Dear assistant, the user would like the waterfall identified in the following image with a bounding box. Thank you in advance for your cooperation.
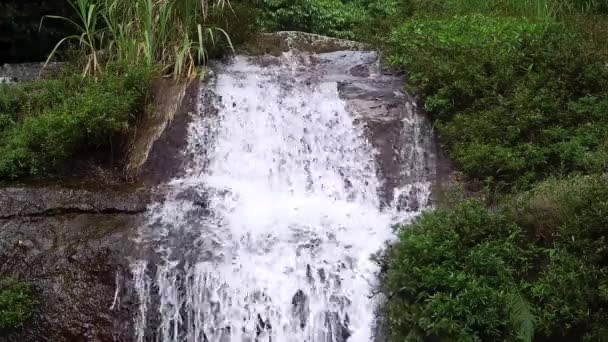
[129,51,434,342]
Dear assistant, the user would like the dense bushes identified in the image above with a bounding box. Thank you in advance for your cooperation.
[252,0,365,39]
[374,1,608,341]
[387,15,608,190]
[0,279,34,331]
[385,200,531,341]
[0,63,154,179]
[385,176,608,341]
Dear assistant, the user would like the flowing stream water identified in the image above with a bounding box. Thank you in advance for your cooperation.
[128,51,435,342]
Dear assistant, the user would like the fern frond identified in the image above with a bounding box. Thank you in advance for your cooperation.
[506,291,537,342]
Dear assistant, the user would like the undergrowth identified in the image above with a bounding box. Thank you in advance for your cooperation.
[385,175,608,341]
[0,62,154,179]
[0,278,34,332]
[42,0,236,78]
[387,15,608,191]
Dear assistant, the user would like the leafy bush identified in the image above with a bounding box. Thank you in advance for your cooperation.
[0,279,34,331]
[385,200,533,341]
[385,175,608,341]
[252,0,365,39]
[387,15,608,190]
[0,63,154,179]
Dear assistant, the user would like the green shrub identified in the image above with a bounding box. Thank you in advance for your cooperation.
[385,176,608,341]
[0,63,154,179]
[0,279,34,331]
[387,15,608,190]
[252,0,366,39]
[385,200,533,341]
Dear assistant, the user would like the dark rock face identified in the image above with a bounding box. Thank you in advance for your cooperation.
[0,187,149,219]
[0,187,148,341]
[0,62,63,83]
[0,0,74,63]
[0,78,197,341]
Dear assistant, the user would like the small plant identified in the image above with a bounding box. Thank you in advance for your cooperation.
[0,278,35,331]
[41,0,234,79]
[506,292,537,342]
[41,0,105,76]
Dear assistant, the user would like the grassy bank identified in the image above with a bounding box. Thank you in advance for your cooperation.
[0,63,154,179]
[256,0,608,340]
[0,0,248,181]
[386,175,608,340]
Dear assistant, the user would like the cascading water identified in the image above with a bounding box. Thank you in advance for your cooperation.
[129,50,435,342]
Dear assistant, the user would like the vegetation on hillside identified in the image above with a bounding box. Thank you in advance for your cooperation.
[255,0,608,340]
[387,15,608,191]
[0,63,153,179]
[386,175,608,340]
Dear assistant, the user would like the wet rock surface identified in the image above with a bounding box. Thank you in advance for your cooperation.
[125,78,198,184]
[0,187,147,341]
[244,31,369,56]
[0,187,150,219]
[0,62,63,83]
[247,48,441,208]
[0,74,197,341]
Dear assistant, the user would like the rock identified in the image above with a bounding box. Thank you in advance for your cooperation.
[0,31,448,341]
[0,62,63,83]
[125,77,200,185]
[243,31,369,56]
[0,187,147,341]
[0,187,150,219]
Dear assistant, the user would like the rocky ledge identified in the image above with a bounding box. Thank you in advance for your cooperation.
[0,187,149,341]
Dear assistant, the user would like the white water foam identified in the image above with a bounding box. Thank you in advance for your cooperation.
[131,53,431,342]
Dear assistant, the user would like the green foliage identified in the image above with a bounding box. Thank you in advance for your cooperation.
[398,0,608,18]
[42,0,105,76]
[385,175,608,341]
[375,1,608,341]
[0,278,34,331]
[41,0,235,78]
[506,292,537,342]
[0,63,154,179]
[385,200,532,341]
[252,0,366,39]
[387,15,608,190]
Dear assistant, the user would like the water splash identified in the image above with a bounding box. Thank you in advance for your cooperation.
[130,52,434,341]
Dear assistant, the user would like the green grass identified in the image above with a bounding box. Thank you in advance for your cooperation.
[0,278,34,331]
[0,63,154,179]
[42,0,235,78]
